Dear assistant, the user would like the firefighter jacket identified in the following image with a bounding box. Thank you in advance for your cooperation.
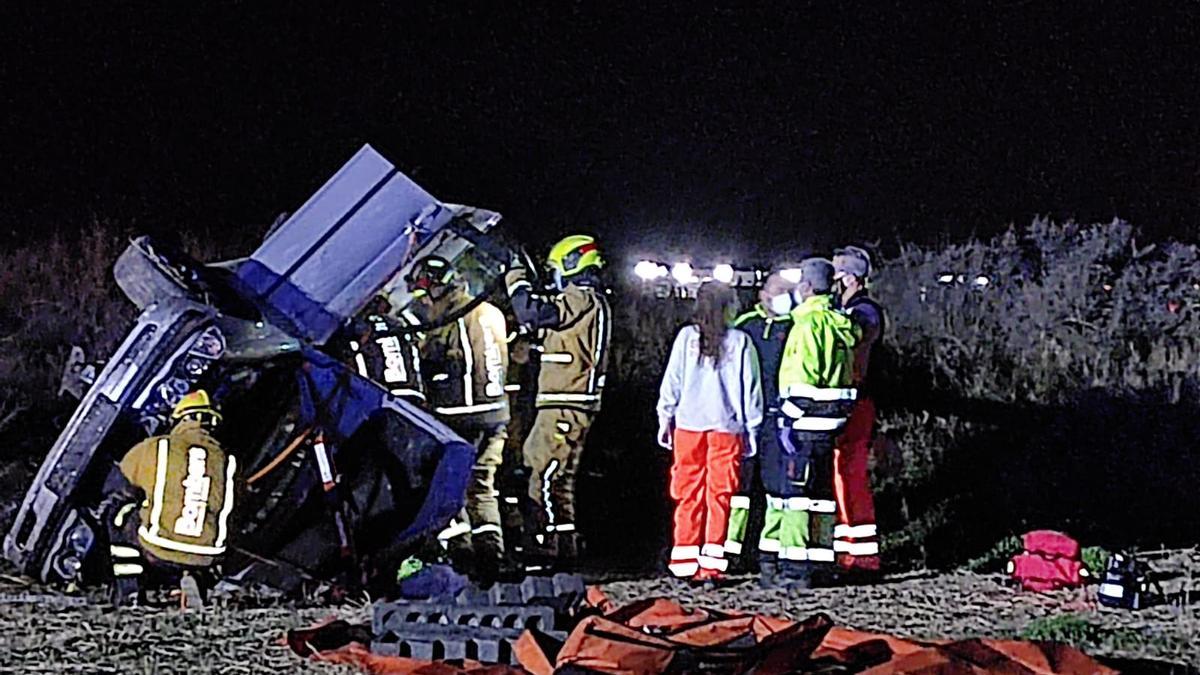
[118,420,237,567]
[350,311,425,402]
[510,278,611,413]
[734,305,793,412]
[420,291,511,427]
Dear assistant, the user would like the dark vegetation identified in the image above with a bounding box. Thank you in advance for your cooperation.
[2,218,1198,573]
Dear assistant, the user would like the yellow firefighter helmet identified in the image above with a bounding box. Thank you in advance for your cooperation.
[171,389,222,424]
[546,235,603,277]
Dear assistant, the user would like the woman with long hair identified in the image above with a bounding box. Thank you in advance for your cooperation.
[656,281,763,584]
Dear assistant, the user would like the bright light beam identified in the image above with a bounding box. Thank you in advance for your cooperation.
[779,268,803,284]
[634,260,667,281]
[671,262,696,284]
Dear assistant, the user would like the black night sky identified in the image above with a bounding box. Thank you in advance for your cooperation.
[1,3,1197,259]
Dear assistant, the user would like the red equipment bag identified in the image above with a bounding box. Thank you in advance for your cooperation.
[1009,530,1087,592]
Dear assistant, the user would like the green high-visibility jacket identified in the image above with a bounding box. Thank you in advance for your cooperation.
[778,295,860,395]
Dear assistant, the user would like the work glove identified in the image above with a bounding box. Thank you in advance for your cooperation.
[778,427,798,456]
[657,418,674,451]
[504,268,529,296]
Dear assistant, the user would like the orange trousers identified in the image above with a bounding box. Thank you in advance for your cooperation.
[833,397,881,571]
[668,429,742,579]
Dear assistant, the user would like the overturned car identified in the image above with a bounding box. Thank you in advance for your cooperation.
[4,145,517,593]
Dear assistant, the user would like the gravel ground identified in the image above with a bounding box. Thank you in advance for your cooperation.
[0,551,1197,672]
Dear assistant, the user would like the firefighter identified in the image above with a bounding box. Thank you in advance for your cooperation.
[102,390,237,607]
[725,272,797,582]
[343,294,426,404]
[762,258,860,590]
[407,255,510,579]
[832,246,885,574]
[504,234,611,571]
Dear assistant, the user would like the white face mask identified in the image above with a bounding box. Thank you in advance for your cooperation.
[768,293,794,316]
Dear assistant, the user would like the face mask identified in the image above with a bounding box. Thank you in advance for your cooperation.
[768,293,794,316]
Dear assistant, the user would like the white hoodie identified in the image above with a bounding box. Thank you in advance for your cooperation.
[656,325,763,438]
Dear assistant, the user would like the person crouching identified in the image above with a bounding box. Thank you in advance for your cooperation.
[102,390,237,607]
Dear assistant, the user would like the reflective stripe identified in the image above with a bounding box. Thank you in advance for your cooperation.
[435,402,507,415]
[808,548,836,562]
[782,383,857,401]
[834,541,880,556]
[503,496,520,505]
[767,496,835,512]
[1098,583,1125,599]
[758,538,781,553]
[536,393,602,404]
[669,562,699,577]
[110,545,141,559]
[791,417,846,431]
[701,543,725,558]
[588,295,609,394]
[113,503,138,527]
[730,495,751,510]
[437,520,471,541]
[549,523,576,533]
[724,540,743,555]
[834,524,878,539]
[809,500,837,513]
[781,546,809,561]
[670,545,699,560]
[138,528,227,556]
[542,459,560,526]
[113,563,144,577]
[390,388,426,399]
[472,524,503,536]
[458,318,473,407]
[698,555,729,571]
[507,280,532,296]
[213,455,237,549]
[354,353,369,378]
[540,353,573,364]
[781,547,836,562]
[432,373,450,382]
[145,439,171,541]
[504,384,521,392]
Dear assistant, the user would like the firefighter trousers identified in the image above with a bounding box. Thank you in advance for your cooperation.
[834,397,880,571]
[522,407,595,562]
[757,427,837,579]
[439,424,508,571]
[668,429,743,579]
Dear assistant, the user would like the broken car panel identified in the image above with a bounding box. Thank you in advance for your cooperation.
[4,144,505,591]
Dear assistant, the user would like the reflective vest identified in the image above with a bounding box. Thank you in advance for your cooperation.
[118,420,237,567]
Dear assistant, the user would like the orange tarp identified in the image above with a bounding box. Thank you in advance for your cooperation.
[289,588,1117,674]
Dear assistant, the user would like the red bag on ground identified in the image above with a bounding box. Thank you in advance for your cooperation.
[1009,530,1087,592]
